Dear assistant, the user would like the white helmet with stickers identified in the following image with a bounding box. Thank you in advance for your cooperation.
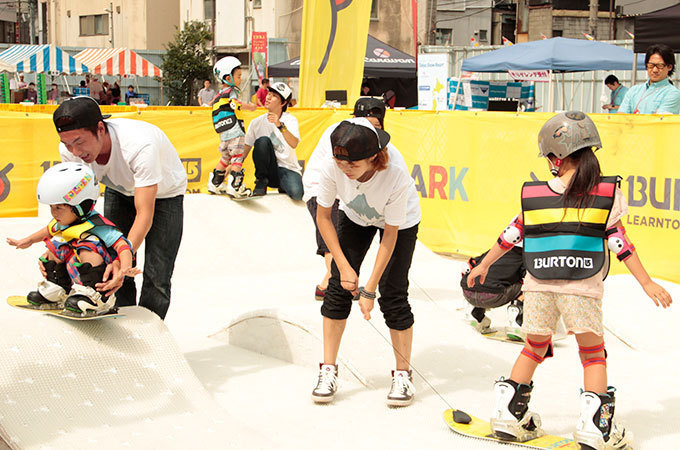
[213,56,241,84]
[37,162,99,217]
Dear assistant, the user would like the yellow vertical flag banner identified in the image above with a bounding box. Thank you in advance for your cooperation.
[298,0,371,108]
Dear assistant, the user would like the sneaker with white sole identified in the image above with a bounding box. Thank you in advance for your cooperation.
[505,300,524,341]
[387,370,415,406]
[311,364,338,403]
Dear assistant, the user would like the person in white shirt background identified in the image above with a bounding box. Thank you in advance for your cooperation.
[243,82,303,199]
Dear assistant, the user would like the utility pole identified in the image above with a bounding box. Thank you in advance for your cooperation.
[105,3,114,47]
[588,0,598,39]
[16,0,21,43]
[609,0,614,40]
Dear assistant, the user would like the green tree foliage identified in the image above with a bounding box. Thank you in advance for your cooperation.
[161,21,215,105]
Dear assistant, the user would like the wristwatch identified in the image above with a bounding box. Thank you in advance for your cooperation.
[277,122,286,131]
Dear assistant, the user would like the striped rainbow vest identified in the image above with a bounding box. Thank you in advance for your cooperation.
[521,176,618,280]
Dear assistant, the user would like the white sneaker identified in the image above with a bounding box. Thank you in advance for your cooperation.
[311,364,338,403]
[387,370,415,406]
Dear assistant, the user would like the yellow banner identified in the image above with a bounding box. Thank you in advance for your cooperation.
[298,0,371,107]
[0,106,678,284]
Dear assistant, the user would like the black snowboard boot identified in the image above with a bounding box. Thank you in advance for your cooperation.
[491,378,543,442]
[63,263,117,317]
[574,387,632,449]
[27,259,72,309]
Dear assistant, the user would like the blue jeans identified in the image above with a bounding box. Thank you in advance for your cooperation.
[104,187,184,319]
[252,136,303,200]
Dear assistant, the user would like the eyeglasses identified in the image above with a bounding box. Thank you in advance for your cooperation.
[646,63,670,70]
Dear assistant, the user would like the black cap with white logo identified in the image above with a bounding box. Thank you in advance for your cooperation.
[53,96,111,133]
[330,119,391,162]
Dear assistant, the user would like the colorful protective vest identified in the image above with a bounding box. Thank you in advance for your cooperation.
[211,87,245,134]
[521,176,618,280]
[47,212,128,261]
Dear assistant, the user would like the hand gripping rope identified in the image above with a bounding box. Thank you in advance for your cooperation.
[579,342,607,368]
[520,336,554,364]
[605,226,635,261]
[498,215,524,250]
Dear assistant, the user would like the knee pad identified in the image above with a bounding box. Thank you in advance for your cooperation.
[579,342,607,368]
[520,337,553,364]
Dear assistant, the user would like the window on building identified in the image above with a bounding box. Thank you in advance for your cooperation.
[435,28,453,45]
[0,20,16,44]
[204,0,213,20]
[479,29,488,42]
[371,0,378,20]
[552,30,563,37]
[79,14,108,36]
[253,0,262,8]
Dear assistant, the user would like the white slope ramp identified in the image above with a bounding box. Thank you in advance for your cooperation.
[0,306,264,449]
[1,194,679,449]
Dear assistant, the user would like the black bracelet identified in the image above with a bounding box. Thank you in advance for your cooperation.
[359,286,376,299]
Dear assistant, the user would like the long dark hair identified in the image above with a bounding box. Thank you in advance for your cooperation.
[561,147,601,212]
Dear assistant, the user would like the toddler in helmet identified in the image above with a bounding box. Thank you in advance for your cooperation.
[7,162,136,317]
[208,55,257,197]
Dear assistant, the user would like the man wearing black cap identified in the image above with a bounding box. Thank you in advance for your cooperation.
[302,97,413,302]
[53,96,187,319]
[243,81,303,200]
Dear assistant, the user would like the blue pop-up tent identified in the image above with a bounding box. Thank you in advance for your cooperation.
[461,37,644,73]
[459,37,645,111]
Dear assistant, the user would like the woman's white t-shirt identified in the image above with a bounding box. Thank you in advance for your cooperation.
[316,151,421,230]
[244,112,302,175]
[60,118,187,198]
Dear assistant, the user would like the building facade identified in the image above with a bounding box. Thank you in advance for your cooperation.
[42,0,179,50]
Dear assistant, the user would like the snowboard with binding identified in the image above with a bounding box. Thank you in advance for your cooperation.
[7,296,123,321]
[443,408,578,449]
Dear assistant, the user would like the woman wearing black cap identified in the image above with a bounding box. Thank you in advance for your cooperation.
[311,120,421,407]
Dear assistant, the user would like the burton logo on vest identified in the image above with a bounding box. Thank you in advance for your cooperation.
[533,256,594,270]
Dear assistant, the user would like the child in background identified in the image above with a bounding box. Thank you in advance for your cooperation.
[467,111,672,449]
[208,56,257,198]
[461,243,525,340]
[7,163,137,317]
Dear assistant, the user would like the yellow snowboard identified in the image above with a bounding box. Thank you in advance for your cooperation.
[7,296,123,321]
[443,409,579,449]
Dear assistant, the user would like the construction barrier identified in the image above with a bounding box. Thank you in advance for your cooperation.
[0,105,678,283]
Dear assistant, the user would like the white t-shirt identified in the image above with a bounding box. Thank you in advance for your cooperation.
[303,121,419,220]
[244,112,302,174]
[60,118,188,198]
[316,150,421,230]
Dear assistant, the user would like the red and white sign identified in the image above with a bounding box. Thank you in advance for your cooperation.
[251,31,268,82]
[507,70,550,82]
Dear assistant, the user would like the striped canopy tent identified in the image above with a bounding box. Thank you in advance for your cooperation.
[73,48,162,77]
[0,44,88,74]
[0,59,13,72]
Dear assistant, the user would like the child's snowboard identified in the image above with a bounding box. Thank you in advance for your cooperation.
[227,193,262,202]
[7,296,123,321]
[443,409,578,449]
[482,328,526,344]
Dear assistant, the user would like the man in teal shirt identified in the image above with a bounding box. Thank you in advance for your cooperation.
[619,44,680,114]
[602,75,628,113]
